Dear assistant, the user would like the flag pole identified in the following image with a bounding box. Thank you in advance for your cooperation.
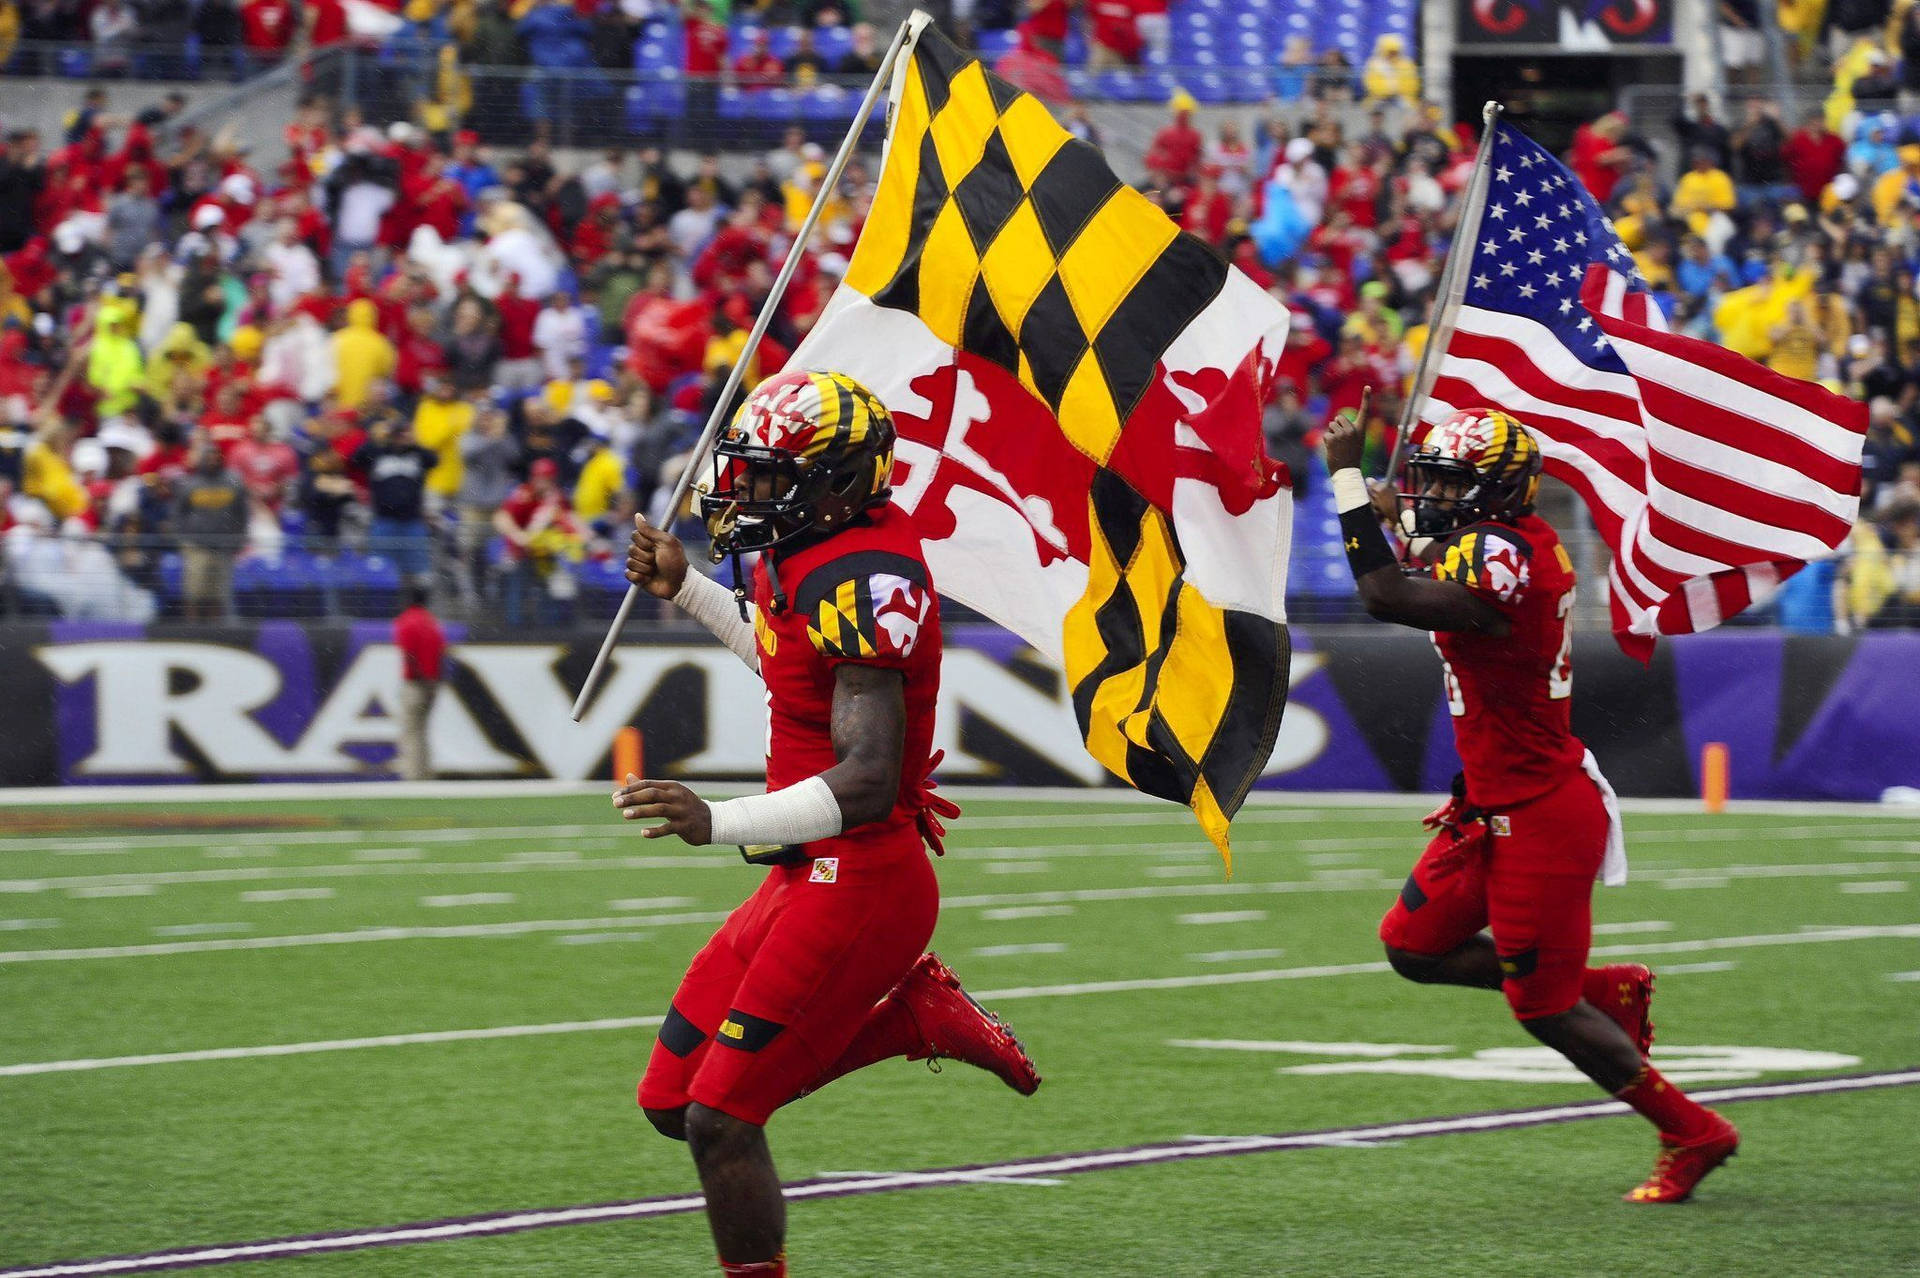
[568,14,922,723]
[1386,100,1504,487]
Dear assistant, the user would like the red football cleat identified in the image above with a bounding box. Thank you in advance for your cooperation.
[1585,963,1656,1057]
[1623,1115,1739,1204]
[895,953,1041,1096]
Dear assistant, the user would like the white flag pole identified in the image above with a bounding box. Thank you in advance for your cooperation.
[569,14,921,722]
[1385,100,1504,487]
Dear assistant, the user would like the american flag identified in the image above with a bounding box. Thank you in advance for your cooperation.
[1423,121,1867,659]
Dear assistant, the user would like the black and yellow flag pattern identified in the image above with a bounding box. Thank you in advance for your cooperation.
[844,24,1229,466]
[831,18,1291,864]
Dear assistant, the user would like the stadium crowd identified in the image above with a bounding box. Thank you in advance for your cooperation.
[0,56,1917,628]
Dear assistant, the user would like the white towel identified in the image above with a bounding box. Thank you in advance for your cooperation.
[1582,748,1628,887]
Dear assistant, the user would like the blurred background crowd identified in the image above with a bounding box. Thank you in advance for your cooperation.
[0,0,1917,630]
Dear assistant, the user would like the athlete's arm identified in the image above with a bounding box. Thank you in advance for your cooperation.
[610,666,903,844]
[822,663,907,829]
[624,514,760,671]
[1323,402,1510,636]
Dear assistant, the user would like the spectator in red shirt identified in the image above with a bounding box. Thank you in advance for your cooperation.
[1782,110,1846,203]
[571,192,622,264]
[1087,0,1143,70]
[494,275,543,388]
[1017,0,1068,59]
[395,305,450,395]
[1274,310,1331,393]
[1318,331,1379,427]
[492,457,579,625]
[1145,94,1204,188]
[734,30,785,89]
[203,383,255,459]
[228,415,300,510]
[1180,167,1233,243]
[1570,111,1631,204]
[684,0,728,75]
[391,585,446,780]
[241,0,295,60]
[304,0,349,49]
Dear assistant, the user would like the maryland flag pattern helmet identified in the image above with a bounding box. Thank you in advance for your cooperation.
[1401,408,1544,538]
[700,369,897,559]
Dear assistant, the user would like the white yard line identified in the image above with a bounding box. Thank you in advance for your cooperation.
[151,923,250,937]
[0,910,734,964]
[1657,961,1739,974]
[1146,865,1219,878]
[1176,910,1269,926]
[0,919,59,931]
[1838,881,1909,894]
[1886,971,1920,982]
[350,849,424,863]
[239,888,335,903]
[978,905,1076,921]
[1186,948,1288,963]
[1168,1040,1455,1057]
[1590,921,1673,935]
[418,894,517,908]
[606,897,699,911]
[969,943,1068,957]
[983,862,1053,875]
[0,1016,669,1077]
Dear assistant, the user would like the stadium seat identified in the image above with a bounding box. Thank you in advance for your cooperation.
[336,552,402,619]
[976,28,1018,59]
[816,26,852,62]
[802,85,856,119]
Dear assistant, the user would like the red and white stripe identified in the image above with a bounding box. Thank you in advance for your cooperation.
[1424,265,1866,659]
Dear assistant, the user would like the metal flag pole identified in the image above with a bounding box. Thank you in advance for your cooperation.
[568,14,920,723]
[1385,100,1505,488]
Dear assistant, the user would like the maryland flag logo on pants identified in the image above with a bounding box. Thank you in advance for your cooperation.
[791,16,1294,864]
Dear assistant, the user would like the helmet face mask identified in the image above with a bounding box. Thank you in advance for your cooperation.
[698,370,896,566]
[1398,409,1542,539]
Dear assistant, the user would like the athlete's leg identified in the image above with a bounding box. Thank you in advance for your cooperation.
[685,1102,786,1269]
[1379,821,1497,988]
[1490,778,1731,1179]
[802,952,1040,1097]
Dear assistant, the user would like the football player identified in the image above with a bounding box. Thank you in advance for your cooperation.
[615,370,1040,1277]
[1324,400,1739,1205]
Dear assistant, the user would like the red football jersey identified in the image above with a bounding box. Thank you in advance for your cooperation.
[1428,513,1586,810]
[752,503,941,857]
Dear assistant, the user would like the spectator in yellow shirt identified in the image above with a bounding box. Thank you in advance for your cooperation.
[573,442,628,522]
[411,374,474,501]
[331,298,397,410]
[1870,145,1920,225]
[24,422,87,522]
[1669,149,1736,236]
[1362,34,1419,106]
[1768,299,1824,383]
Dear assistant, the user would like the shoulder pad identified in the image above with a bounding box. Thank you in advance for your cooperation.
[793,550,933,661]
[1432,525,1533,605]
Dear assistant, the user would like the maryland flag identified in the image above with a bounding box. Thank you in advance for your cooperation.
[790,15,1294,863]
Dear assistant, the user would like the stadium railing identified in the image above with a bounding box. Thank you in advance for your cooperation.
[0,524,1646,630]
[3,39,292,83]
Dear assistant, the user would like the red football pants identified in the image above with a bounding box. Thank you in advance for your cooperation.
[1378,768,1610,1020]
[639,847,939,1125]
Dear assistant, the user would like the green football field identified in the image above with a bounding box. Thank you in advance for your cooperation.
[2,790,1917,1277]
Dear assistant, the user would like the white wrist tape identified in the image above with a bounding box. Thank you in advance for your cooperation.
[706,775,845,848]
[674,570,760,671]
[1330,467,1372,515]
